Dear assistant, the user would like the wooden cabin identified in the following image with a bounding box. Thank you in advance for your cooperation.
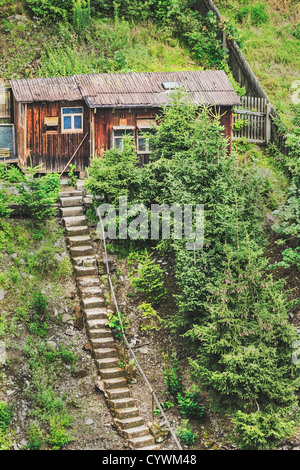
[9,71,240,173]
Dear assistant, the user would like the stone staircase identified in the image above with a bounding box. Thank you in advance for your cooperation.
[59,188,160,450]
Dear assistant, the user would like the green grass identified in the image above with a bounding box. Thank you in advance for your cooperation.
[0,214,78,449]
[0,15,198,82]
[214,0,300,125]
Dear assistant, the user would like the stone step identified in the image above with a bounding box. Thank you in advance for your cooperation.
[59,190,83,198]
[103,377,127,390]
[115,416,145,430]
[70,245,94,257]
[86,318,108,330]
[106,388,131,400]
[82,297,105,309]
[60,206,84,218]
[99,367,125,380]
[67,235,92,247]
[95,357,120,371]
[74,266,98,277]
[66,225,89,237]
[139,445,161,450]
[128,434,156,449]
[72,256,97,267]
[83,307,107,320]
[63,216,87,227]
[114,407,140,420]
[79,286,103,299]
[92,337,116,351]
[121,425,149,438]
[76,276,101,288]
[94,348,118,359]
[60,196,83,207]
[88,328,111,339]
[109,397,136,410]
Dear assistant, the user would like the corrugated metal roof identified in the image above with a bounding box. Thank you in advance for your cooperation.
[10,76,82,103]
[10,70,240,107]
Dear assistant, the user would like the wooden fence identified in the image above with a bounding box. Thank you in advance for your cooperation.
[232,96,272,144]
[0,87,11,120]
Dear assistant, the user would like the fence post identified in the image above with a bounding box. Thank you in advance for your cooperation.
[265,103,271,145]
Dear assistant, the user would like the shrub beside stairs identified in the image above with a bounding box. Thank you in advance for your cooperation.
[59,188,160,450]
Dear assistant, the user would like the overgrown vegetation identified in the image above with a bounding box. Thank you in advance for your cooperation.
[86,94,300,449]
[214,0,300,124]
[0,169,80,450]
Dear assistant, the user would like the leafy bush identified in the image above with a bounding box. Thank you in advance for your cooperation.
[0,189,11,218]
[26,0,73,22]
[271,247,300,270]
[129,251,167,305]
[73,0,91,36]
[0,402,13,432]
[236,4,269,26]
[59,346,78,365]
[162,350,183,397]
[107,310,129,339]
[233,411,295,450]
[177,387,205,421]
[86,136,141,207]
[67,163,78,188]
[138,302,161,333]
[29,291,49,337]
[176,419,197,446]
[0,164,25,183]
[47,416,73,450]
[17,171,59,226]
[26,424,44,450]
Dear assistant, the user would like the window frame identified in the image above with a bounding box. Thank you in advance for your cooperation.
[112,126,135,150]
[136,128,155,154]
[61,106,83,134]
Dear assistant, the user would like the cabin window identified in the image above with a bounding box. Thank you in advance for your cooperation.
[137,129,155,153]
[61,107,83,133]
[112,128,134,150]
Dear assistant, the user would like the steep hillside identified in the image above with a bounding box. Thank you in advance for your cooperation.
[0,2,198,83]
[214,0,300,124]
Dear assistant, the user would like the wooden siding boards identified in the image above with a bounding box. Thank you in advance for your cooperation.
[10,71,239,171]
[26,100,90,173]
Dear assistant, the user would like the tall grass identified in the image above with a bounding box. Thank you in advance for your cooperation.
[214,0,300,124]
[38,19,198,77]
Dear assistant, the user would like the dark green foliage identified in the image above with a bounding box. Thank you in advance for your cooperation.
[0,189,11,218]
[67,164,78,188]
[26,425,44,450]
[187,251,299,411]
[86,136,141,207]
[17,171,60,226]
[107,310,129,339]
[129,251,167,305]
[176,419,197,446]
[30,291,49,320]
[232,410,295,450]
[72,0,91,36]
[162,350,184,397]
[0,402,13,432]
[58,346,78,365]
[86,97,299,448]
[177,387,206,420]
[26,0,73,22]
[29,291,49,337]
[0,164,25,183]
[236,4,269,26]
